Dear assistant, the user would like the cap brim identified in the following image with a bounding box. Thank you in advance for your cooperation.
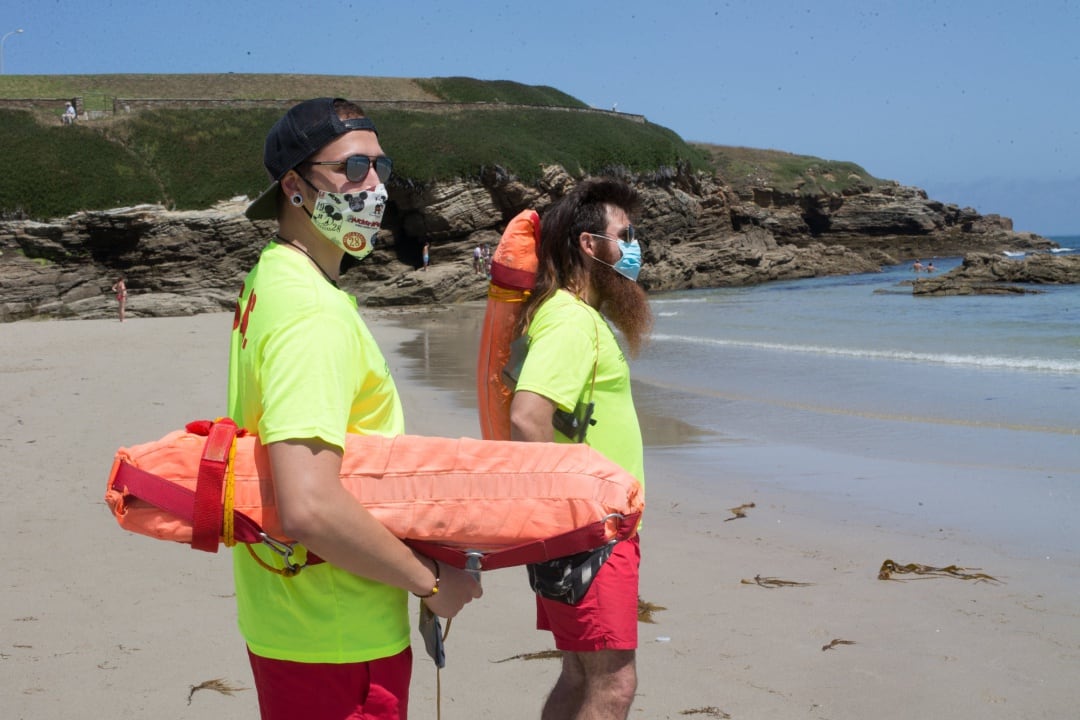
[245,181,280,220]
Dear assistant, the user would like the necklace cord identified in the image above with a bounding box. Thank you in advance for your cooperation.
[274,235,338,287]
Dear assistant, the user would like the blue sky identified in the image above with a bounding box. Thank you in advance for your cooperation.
[4,0,1077,235]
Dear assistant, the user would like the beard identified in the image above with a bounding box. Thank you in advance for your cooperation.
[591,263,653,359]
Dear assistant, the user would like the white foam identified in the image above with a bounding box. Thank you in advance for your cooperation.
[651,333,1080,375]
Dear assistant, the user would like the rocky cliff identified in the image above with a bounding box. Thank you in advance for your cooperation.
[0,166,1053,322]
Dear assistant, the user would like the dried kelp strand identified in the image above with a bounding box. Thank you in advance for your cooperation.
[740,574,815,588]
[187,678,246,705]
[877,559,1002,584]
[724,502,756,521]
[680,707,732,718]
[491,649,563,663]
[638,596,667,623]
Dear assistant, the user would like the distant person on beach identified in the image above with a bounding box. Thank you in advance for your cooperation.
[232,97,480,719]
[110,276,127,322]
[510,177,652,720]
[422,241,430,271]
[62,102,76,125]
[473,244,483,273]
[912,259,924,272]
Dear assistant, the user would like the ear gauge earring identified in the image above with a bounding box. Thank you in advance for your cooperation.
[290,193,304,207]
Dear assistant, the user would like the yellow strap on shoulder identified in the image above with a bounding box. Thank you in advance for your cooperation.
[222,436,237,547]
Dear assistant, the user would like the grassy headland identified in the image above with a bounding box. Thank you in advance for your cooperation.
[0,74,882,220]
[696,144,888,195]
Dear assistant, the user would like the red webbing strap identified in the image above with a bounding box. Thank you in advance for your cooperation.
[406,512,641,572]
[111,461,265,545]
[190,420,239,553]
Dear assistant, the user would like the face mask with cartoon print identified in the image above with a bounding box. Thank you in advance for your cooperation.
[309,184,388,260]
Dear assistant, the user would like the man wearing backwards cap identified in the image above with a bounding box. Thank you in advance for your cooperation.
[230,98,481,719]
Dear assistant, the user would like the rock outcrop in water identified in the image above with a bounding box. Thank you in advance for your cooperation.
[0,166,1056,321]
[911,252,1080,296]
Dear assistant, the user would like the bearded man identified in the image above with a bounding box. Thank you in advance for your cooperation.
[509,177,652,720]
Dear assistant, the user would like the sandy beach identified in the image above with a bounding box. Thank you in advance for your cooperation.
[2,310,1077,719]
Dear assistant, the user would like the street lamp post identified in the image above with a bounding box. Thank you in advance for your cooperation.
[1,28,25,74]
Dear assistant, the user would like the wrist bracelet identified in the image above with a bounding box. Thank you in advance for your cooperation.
[413,559,440,599]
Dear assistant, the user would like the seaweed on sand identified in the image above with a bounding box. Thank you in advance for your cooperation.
[638,596,667,623]
[821,638,856,651]
[187,678,247,705]
[877,559,1002,584]
[491,649,563,663]
[724,502,755,522]
[740,575,814,588]
[680,707,732,718]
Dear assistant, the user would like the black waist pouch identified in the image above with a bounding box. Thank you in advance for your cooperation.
[527,542,616,605]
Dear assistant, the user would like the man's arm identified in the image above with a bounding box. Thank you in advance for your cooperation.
[510,390,556,443]
[268,439,481,616]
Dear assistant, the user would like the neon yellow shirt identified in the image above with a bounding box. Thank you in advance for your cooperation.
[227,242,407,663]
[514,289,645,486]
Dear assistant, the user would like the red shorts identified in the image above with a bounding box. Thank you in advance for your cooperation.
[246,646,412,720]
[536,534,640,652]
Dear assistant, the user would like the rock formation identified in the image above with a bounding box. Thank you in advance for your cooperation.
[0,166,1057,322]
[911,252,1080,296]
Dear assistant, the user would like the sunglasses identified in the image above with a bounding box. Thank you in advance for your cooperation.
[590,224,637,244]
[306,154,393,183]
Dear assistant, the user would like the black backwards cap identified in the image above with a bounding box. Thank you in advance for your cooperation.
[245,97,378,220]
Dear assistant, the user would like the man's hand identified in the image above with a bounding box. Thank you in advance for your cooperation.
[421,563,483,618]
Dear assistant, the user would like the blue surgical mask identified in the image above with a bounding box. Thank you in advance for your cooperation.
[611,239,642,281]
[589,231,643,282]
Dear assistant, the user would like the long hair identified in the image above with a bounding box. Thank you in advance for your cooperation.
[519,178,639,333]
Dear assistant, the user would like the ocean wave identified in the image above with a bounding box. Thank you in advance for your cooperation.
[651,333,1080,374]
[650,296,710,305]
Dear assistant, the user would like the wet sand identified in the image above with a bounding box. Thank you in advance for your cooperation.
[1,310,1077,719]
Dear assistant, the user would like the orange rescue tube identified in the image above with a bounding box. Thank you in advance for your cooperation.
[476,209,540,440]
[106,419,642,569]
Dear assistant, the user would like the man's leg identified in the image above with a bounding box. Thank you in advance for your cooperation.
[536,536,641,719]
[542,652,585,719]
[543,649,636,720]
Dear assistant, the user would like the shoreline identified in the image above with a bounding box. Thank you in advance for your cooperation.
[382,302,1080,564]
[2,311,1077,718]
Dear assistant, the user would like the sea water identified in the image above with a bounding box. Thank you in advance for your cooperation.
[631,243,1079,560]
[393,241,1080,561]
[636,251,1080,442]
